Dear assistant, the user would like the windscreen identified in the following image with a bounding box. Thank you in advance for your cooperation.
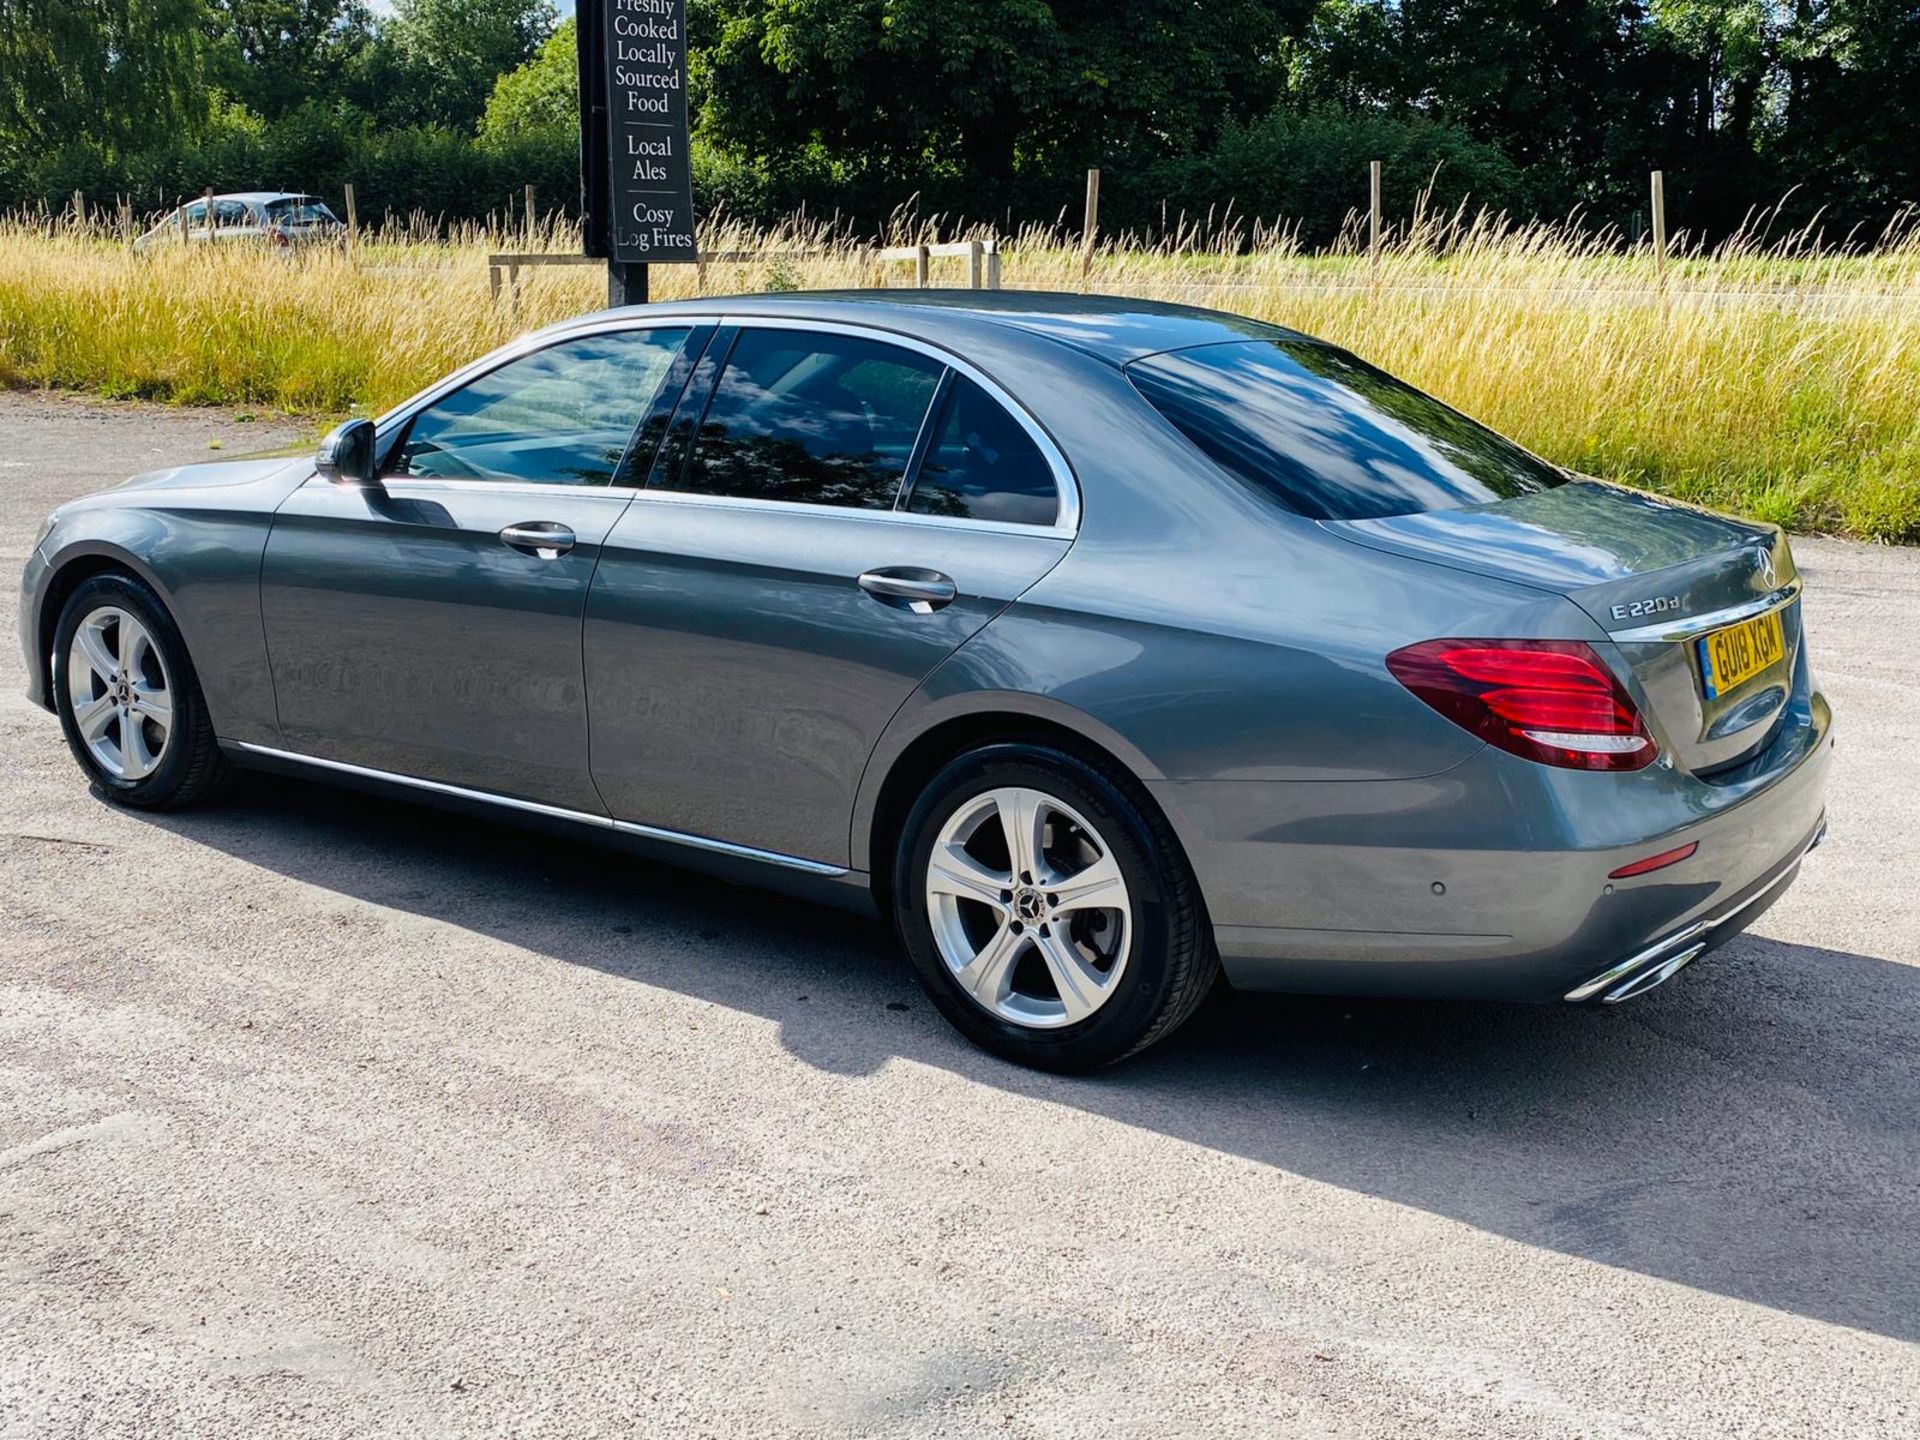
[1127,338,1567,520]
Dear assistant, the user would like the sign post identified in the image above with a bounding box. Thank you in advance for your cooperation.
[578,0,697,306]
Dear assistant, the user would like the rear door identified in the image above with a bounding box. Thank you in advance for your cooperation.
[260,325,695,811]
[584,320,1075,867]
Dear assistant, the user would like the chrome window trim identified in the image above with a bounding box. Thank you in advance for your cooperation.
[1608,580,1803,643]
[231,742,849,876]
[299,474,647,501]
[368,311,1083,536]
[620,486,1079,541]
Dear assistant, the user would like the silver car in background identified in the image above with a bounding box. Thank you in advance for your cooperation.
[18,293,1832,1069]
[132,192,344,252]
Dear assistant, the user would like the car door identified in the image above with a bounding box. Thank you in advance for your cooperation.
[212,198,252,242]
[584,319,1076,868]
[260,325,698,812]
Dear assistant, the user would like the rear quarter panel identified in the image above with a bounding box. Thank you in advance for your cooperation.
[849,345,1597,872]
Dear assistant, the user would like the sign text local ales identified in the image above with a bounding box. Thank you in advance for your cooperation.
[602,0,696,263]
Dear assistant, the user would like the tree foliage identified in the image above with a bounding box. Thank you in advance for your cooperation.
[2,1,1918,242]
[0,0,214,163]
[480,16,578,143]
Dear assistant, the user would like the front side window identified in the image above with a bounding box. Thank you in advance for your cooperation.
[1127,339,1568,521]
[667,329,944,510]
[389,329,690,486]
[905,376,1058,526]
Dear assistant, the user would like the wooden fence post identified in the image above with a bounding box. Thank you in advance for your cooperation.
[1650,170,1668,278]
[1081,168,1101,291]
[71,190,85,229]
[524,183,536,239]
[915,244,930,288]
[177,194,188,243]
[966,238,983,289]
[118,198,132,241]
[986,239,1002,290]
[1369,159,1383,269]
[201,186,214,239]
[343,183,358,256]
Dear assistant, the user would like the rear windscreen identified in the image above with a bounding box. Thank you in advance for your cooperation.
[1126,339,1567,520]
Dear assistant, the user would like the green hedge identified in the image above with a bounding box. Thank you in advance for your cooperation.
[3,102,1530,246]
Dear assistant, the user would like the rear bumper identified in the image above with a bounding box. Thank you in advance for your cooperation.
[1561,814,1824,1003]
[1150,686,1833,1003]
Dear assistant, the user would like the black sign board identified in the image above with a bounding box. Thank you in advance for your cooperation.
[587,0,697,264]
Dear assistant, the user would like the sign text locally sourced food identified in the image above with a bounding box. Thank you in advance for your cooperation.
[601,0,696,264]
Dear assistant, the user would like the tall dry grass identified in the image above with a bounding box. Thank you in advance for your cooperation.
[1,206,1916,540]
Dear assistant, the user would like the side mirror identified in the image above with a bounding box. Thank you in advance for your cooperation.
[316,419,378,487]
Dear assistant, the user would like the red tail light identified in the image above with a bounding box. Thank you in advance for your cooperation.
[1386,639,1656,772]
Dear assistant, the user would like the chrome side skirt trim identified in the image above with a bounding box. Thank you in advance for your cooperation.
[230,742,849,877]
[1608,579,1802,643]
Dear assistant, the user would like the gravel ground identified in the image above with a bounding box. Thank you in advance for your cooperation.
[1,390,1916,1439]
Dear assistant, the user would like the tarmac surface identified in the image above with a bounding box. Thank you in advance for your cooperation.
[2,391,1915,1437]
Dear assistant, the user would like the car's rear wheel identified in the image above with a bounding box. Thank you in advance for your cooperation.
[52,572,229,810]
[894,742,1217,1070]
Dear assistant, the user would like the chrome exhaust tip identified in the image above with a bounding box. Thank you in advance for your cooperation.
[1599,941,1707,1003]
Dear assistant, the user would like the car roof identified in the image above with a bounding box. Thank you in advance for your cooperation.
[587,289,1303,367]
[207,192,318,205]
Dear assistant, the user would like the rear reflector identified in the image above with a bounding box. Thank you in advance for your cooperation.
[1608,842,1698,879]
[1386,638,1657,772]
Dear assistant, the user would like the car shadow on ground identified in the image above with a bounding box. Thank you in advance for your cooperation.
[136,774,1918,1345]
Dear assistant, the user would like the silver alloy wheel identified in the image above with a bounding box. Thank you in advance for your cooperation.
[67,606,173,781]
[925,785,1133,1029]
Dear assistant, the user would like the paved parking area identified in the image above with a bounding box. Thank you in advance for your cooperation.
[2,391,1916,1438]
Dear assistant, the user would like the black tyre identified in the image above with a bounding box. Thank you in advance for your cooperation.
[51,571,230,810]
[893,741,1217,1071]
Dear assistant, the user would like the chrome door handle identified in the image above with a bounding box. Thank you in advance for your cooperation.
[858,567,957,613]
[500,521,575,558]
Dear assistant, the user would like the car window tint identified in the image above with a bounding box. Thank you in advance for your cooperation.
[905,376,1058,525]
[391,329,690,486]
[183,202,207,224]
[669,329,943,510]
[213,200,250,227]
[1127,339,1568,521]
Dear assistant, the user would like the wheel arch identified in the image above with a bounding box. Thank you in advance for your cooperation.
[855,692,1177,911]
[33,542,178,709]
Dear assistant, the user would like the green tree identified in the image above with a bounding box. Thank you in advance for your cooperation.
[1292,2,1661,217]
[203,1,372,122]
[376,0,557,130]
[480,14,576,142]
[0,0,214,164]
[695,0,1314,195]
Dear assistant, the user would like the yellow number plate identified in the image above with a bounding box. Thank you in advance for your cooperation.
[1696,609,1785,700]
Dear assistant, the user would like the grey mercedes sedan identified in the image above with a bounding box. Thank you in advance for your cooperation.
[18,293,1831,1069]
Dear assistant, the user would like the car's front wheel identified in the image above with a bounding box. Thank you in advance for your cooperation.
[894,742,1217,1070]
[51,572,230,810]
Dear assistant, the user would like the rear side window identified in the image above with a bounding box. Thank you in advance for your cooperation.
[1127,339,1566,520]
[905,376,1058,526]
[668,329,944,510]
[390,328,690,486]
[266,196,337,226]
